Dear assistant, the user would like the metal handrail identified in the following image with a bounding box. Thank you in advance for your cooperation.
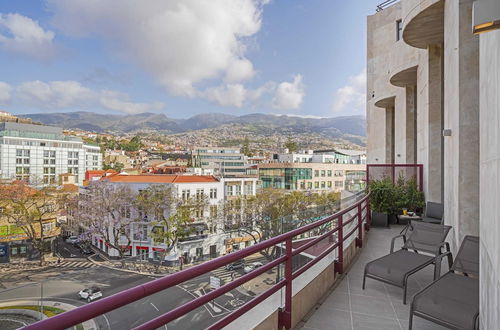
[25,192,371,330]
[376,0,400,12]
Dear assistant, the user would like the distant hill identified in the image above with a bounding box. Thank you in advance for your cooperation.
[20,111,366,145]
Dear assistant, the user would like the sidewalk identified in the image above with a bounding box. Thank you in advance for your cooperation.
[0,299,97,330]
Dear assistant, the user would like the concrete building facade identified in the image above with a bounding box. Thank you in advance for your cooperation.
[0,122,102,185]
[258,162,366,192]
[368,0,500,327]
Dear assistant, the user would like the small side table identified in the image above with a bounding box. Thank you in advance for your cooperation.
[397,214,422,225]
[397,214,423,235]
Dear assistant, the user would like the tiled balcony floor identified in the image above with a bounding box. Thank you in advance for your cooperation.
[298,225,448,330]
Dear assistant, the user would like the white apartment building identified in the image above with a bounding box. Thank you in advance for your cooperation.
[276,149,366,165]
[191,147,248,177]
[0,122,102,185]
[93,174,256,264]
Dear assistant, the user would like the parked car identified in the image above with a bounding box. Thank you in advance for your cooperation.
[77,243,93,255]
[66,236,78,244]
[78,286,103,302]
[243,261,264,274]
[225,259,245,271]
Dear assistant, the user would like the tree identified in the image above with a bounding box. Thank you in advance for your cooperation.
[73,180,138,267]
[103,162,124,172]
[221,189,341,260]
[136,185,189,271]
[285,138,299,152]
[0,182,61,266]
[241,137,253,157]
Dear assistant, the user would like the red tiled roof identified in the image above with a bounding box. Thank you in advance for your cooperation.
[103,174,219,184]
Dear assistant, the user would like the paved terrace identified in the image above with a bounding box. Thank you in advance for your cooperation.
[298,225,447,330]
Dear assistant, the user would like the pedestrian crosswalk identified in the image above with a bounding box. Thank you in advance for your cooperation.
[53,260,98,269]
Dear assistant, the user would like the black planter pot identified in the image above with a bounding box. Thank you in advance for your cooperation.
[371,211,390,227]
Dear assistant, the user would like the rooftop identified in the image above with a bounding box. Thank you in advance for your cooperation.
[103,174,220,184]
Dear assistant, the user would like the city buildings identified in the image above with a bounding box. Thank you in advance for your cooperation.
[89,174,258,264]
[191,147,249,177]
[275,149,366,164]
[367,0,500,327]
[0,122,102,186]
[258,161,366,192]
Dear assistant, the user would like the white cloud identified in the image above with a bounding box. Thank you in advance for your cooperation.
[201,81,276,108]
[0,82,12,104]
[48,0,269,96]
[16,80,164,114]
[202,84,247,108]
[0,13,57,60]
[332,69,366,114]
[272,74,305,110]
[99,90,164,114]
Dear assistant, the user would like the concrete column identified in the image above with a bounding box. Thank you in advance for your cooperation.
[479,28,500,330]
[405,85,417,164]
[385,106,395,163]
[426,43,444,203]
[443,0,480,250]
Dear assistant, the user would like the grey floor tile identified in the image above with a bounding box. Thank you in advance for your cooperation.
[399,317,449,330]
[352,312,402,330]
[321,292,350,312]
[350,294,397,319]
[303,306,352,330]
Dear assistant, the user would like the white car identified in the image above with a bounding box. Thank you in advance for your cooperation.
[78,287,103,302]
[243,262,264,274]
[66,236,78,244]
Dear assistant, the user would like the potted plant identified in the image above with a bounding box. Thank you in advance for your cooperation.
[368,177,396,227]
[399,176,425,213]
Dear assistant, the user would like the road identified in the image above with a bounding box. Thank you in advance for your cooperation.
[0,260,260,329]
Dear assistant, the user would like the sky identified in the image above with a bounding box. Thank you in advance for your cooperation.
[0,0,382,119]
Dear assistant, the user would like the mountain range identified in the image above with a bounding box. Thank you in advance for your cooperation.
[21,111,365,135]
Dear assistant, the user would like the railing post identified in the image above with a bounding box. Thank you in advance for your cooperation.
[279,238,293,329]
[355,204,363,248]
[366,199,371,231]
[334,215,344,274]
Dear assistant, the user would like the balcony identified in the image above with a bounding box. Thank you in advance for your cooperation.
[21,193,369,329]
[298,225,445,330]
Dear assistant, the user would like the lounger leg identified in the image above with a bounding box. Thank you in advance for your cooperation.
[403,282,408,305]
[362,274,366,290]
[409,311,413,330]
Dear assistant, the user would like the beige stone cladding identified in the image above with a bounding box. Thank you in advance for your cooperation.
[367,0,480,250]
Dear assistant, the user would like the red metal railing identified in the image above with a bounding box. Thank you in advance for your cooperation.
[25,193,370,330]
[366,164,423,191]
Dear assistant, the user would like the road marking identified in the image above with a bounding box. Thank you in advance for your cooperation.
[103,313,111,330]
[150,302,159,312]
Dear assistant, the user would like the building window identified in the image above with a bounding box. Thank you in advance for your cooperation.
[314,182,319,189]
[314,170,319,177]
[307,182,312,189]
[210,205,218,218]
[227,185,234,196]
[335,181,343,188]
[327,170,332,177]
[235,185,241,195]
[196,188,204,200]
[181,189,190,200]
[321,181,326,189]
[396,19,403,41]
[209,188,217,199]
[328,181,332,188]
[321,170,325,177]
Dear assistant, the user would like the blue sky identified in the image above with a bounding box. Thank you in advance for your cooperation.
[0,0,382,119]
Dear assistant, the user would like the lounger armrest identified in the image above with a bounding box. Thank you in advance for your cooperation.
[390,234,406,253]
[432,242,451,256]
[434,251,453,280]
